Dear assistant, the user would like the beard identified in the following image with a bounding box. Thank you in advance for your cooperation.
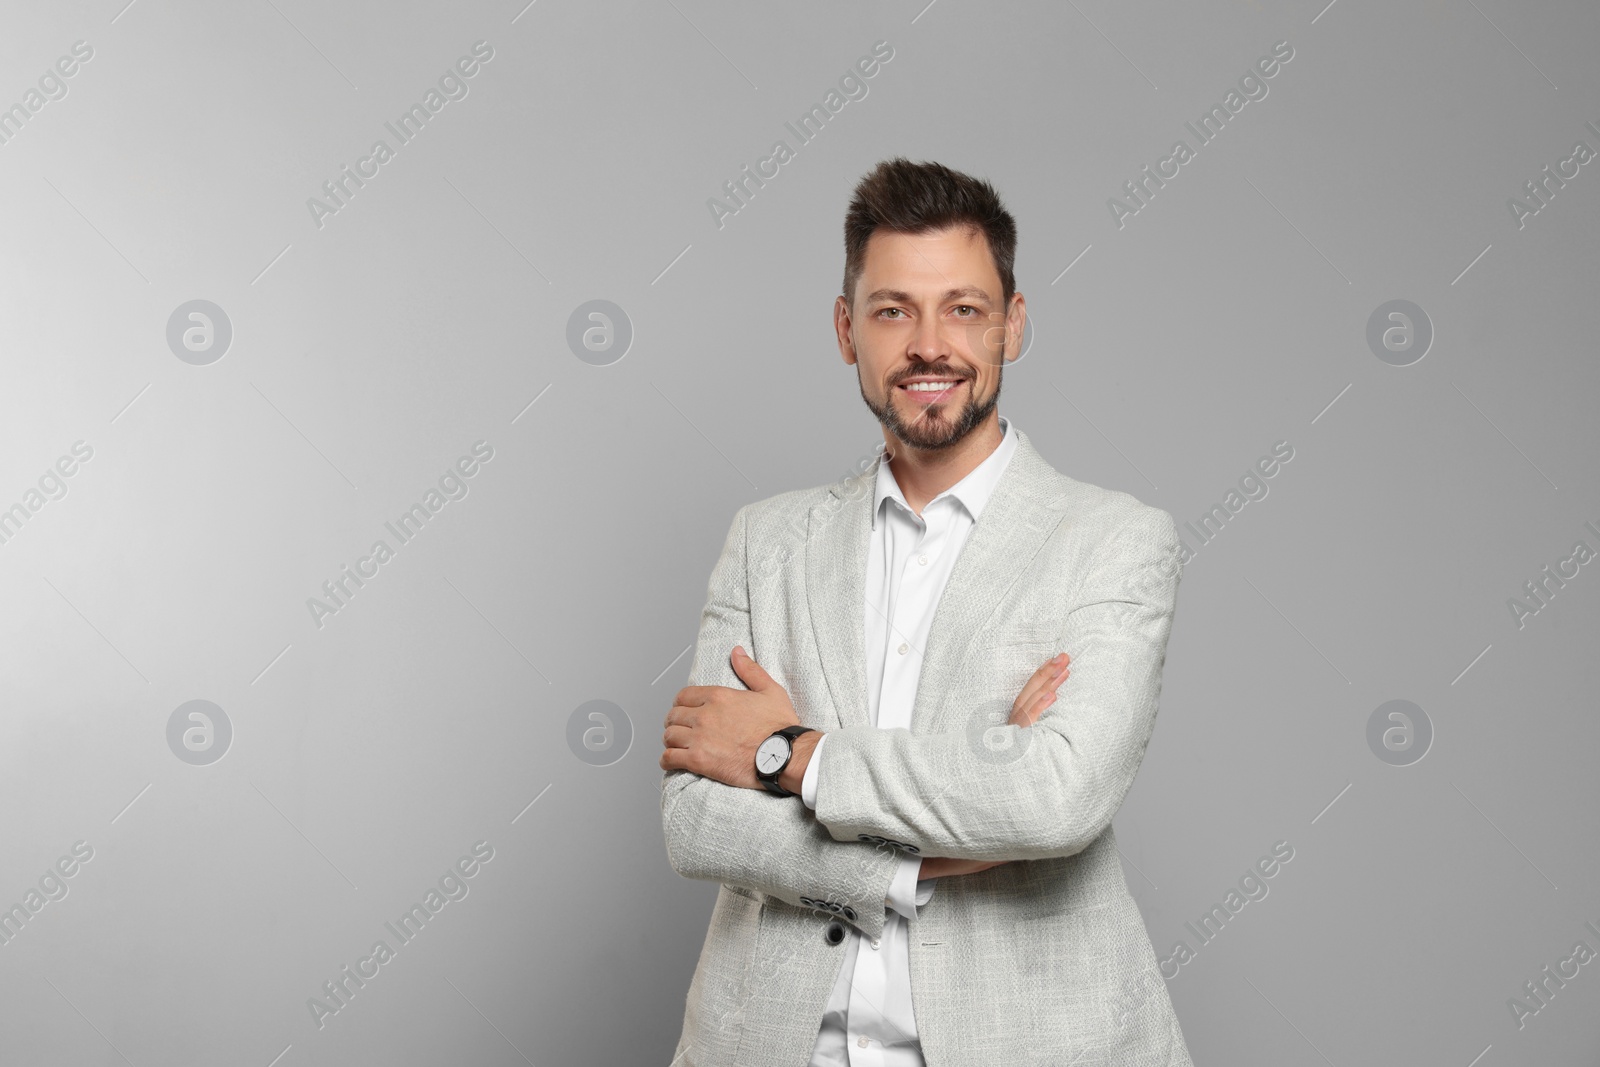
[858,361,1002,452]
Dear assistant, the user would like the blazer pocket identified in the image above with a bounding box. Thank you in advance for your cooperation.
[1011,898,1174,1065]
[987,622,1060,648]
[1010,904,1120,1058]
[973,632,1060,703]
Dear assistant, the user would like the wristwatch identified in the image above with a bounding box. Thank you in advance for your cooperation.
[755,725,816,797]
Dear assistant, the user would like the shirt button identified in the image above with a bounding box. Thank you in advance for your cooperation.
[919,555,929,565]
[871,938,881,949]
[858,1037,870,1048]
[897,642,909,655]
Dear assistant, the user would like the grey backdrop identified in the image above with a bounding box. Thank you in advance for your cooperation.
[2,0,1597,1064]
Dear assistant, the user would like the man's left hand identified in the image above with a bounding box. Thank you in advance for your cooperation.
[661,646,801,790]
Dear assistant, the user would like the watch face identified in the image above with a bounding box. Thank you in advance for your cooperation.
[755,734,790,774]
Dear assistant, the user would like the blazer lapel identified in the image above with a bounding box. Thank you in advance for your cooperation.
[805,458,876,731]
[804,428,1070,736]
[912,430,1070,735]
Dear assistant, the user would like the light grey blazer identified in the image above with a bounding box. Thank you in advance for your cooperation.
[663,426,1193,1067]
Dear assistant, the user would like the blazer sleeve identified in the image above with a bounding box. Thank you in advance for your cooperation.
[660,504,907,940]
[810,506,1184,862]
[807,728,938,918]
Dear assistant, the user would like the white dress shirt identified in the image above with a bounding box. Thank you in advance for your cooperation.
[798,415,1020,1066]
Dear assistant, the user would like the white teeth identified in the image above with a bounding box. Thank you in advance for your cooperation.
[903,380,961,392]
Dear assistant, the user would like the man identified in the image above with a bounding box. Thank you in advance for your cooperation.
[661,158,1192,1066]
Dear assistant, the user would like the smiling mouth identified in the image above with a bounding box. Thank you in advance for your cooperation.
[898,379,967,402]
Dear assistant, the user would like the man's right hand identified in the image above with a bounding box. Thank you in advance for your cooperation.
[918,652,1070,880]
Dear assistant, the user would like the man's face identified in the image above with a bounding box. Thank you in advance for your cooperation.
[835,224,1025,452]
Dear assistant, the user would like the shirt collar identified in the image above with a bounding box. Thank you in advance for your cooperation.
[872,415,1019,529]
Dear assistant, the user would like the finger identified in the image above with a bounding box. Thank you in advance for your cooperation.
[663,723,692,749]
[1012,688,1057,727]
[729,646,770,690]
[660,747,699,775]
[1010,657,1054,715]
[1011,653,1069,718]
[674,686,716,707]
[664,704,701,729]
[1032,688,1058,721]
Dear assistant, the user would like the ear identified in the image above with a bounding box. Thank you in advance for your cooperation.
[834,295,857,366]
[1002,293,1027,364]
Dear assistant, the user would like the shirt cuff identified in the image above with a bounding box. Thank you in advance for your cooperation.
[885,854,924,920]
[799,731,827,810]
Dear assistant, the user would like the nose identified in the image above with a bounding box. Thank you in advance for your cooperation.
[907,313,953,365]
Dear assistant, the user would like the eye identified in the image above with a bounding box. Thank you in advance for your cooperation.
[877,307,905,319]
[952,305,978,317]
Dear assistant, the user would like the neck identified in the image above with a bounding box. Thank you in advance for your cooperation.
[882,412,1004,515]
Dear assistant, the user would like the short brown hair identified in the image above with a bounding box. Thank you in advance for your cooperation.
[842,157,1017,309]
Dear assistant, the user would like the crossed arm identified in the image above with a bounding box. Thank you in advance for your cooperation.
[811,507,1181,861]
[661,507,914,940]
[660,503,1182,935]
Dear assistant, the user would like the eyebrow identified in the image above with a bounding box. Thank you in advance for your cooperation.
[863,286,993,306]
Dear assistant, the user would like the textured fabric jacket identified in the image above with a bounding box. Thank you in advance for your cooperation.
[662,426,1194,1067]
